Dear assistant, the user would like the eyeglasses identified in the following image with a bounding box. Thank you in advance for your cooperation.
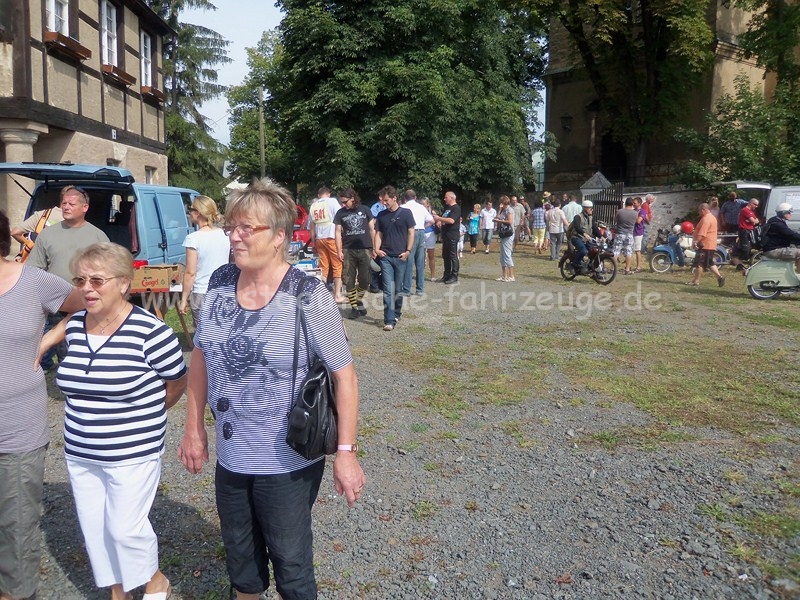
[72,276,119,289]
[222,224,271,237]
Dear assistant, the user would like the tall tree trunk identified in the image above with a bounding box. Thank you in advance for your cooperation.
[628,139,647,186]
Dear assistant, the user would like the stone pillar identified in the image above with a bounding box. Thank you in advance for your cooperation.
[0,124,47,228]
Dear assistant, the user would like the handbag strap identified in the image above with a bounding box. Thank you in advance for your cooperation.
[290,275,312,403]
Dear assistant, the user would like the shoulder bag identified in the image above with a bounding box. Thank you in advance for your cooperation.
[286,276,339,460]
[497,212,513,239]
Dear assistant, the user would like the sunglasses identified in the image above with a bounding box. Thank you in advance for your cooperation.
[72,276,119,289]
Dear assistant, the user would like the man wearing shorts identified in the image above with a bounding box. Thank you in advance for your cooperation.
[687,203,725,287]
[310,186,345,302]
[614,198,638,274]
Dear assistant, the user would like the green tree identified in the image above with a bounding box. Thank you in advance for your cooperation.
[145,0,231,196]
[523,0,714,183]
[733,0,800,149]
[676,75,799,186]
[265,0,546,199]
[227,31,294,187]
[675,1,800,185]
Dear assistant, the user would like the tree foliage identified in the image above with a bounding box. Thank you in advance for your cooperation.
[676,75,800,186]
[259,0,546,198]
[227,31,294,187]
[675,1,800,185]
[523,0,714,181]
[145,0,231,197]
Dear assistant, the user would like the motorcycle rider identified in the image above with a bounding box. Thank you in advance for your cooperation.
[569,200,603,273]
[761,202,800,270]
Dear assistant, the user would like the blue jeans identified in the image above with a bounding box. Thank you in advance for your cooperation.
[403,230,426,295]
[380,255,406,326]
[215,460,324,599]
[571,236,588,268]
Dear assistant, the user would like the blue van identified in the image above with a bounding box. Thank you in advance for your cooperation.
[0,162,198,265]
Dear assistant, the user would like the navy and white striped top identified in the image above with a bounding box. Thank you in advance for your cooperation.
[56,305,187,465]
[195,264,352,475]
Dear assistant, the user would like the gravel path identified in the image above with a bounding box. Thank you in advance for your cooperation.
[36,247,799,599]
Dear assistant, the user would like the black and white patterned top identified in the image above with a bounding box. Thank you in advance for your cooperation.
[57,305,187,464]
[195,264,352,475]
[0,267,72,454]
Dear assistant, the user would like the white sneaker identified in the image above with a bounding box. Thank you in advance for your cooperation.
[383,324,394,331]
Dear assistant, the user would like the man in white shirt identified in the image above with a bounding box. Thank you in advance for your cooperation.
[562,194,582,223]
[310,186,345,302]
[479,200,497,253]
[401,189,434,295]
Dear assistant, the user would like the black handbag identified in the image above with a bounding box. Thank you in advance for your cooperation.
[286,276,339,460]
[497,222,513,238]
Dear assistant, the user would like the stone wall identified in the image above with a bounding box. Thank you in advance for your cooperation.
[623,187,715,245]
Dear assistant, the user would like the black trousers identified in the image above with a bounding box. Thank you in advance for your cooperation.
[442,237,459,280]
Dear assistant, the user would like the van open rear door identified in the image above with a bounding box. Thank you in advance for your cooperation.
[135,186,192,265]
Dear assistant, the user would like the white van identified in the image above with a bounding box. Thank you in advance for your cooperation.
[714,181,800,231]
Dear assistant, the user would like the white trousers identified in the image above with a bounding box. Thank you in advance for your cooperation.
[66,457,161,592]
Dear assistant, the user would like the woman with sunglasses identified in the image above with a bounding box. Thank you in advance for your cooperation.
[0,210,83,600]
[55,242,186,600]
[178,179,365,600]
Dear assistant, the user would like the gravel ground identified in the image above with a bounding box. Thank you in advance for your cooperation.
[36,246,799,599]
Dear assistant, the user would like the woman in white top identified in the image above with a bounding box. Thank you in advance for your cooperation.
[179,195,230,327]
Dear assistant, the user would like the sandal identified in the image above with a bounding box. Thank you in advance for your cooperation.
[495,277,507,282]
[142,582,171,600]
[623,270,632,275]
[684,281,699,286]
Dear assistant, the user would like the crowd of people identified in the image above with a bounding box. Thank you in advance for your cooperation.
[4,177,800,600]
[1,178,365,600]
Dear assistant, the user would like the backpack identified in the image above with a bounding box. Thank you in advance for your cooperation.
[752,222,772,250]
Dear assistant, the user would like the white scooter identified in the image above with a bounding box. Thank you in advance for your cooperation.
[745,255,800,299]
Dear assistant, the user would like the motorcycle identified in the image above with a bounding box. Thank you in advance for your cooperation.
[649,231,730,273]
[559,237,617,285]
[744,256,800,299]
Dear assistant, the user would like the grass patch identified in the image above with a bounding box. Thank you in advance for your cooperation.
[737,510,800,538]
[543,332,800,434]
[501,420,536,448]
[698,503,729,522]
[412,500,439,520]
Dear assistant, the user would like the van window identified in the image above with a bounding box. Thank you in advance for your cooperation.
[767,188,800,231]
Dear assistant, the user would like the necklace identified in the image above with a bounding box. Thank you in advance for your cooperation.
[92,304,128,334]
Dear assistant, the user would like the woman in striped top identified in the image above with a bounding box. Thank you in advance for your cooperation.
[178,179,365,600]
[0,210,82,600]
[56,242,186,600]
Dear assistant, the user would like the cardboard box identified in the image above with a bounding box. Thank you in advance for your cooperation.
[130,264,184,293]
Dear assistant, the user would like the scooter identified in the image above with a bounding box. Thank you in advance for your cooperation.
[559,237,617,285]
[745,256,800,299]
[649,231,730,273]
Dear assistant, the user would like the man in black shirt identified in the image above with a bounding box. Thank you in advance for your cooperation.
[434,191,462,284]
[374,186,415,331]
[335,188,375,319]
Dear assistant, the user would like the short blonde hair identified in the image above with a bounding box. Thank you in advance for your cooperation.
[71,242,134,282]
[225,178,296,251]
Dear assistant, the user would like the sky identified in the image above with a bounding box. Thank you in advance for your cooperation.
[182,1,284,146]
